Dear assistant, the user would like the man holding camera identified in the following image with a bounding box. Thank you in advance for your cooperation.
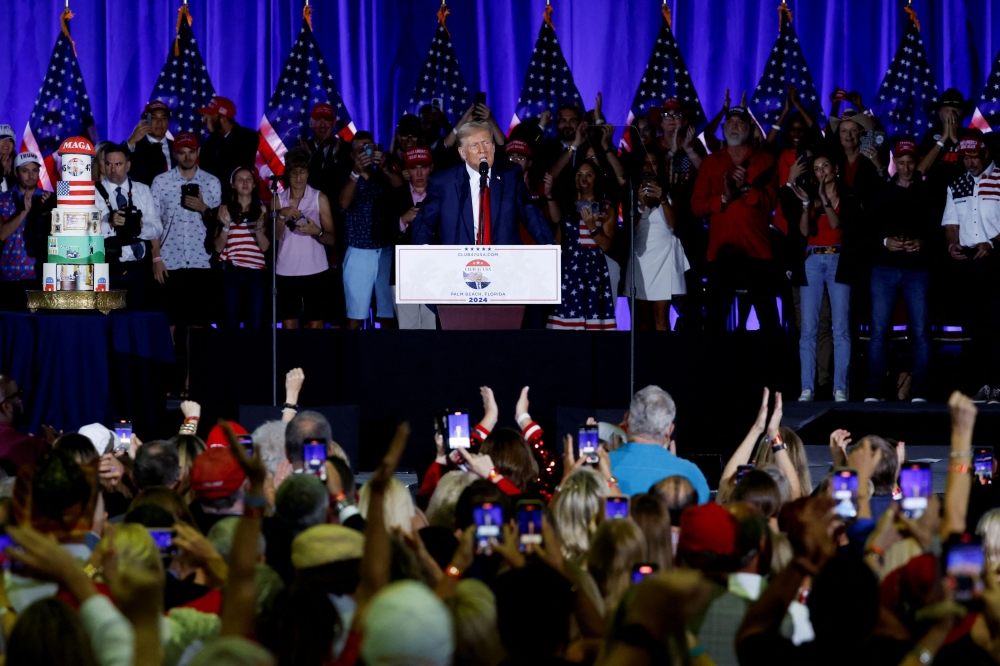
[94,145,162,308]
[197,96,259,199]
[150,132,222,329]
[338,131,402,330]
[126,101,174,186]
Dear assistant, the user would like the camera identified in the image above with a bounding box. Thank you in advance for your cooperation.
[116,205,143,238]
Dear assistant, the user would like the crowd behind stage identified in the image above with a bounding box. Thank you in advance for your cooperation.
[1,366,1000,665]
[3,85,1000,401]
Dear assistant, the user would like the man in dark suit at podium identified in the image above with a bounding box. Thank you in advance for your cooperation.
[411,121,553,246]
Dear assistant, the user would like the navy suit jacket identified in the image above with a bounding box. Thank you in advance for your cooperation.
[411,160,554,245]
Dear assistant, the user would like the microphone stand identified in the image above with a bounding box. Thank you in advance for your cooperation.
[626,126,653,402]
[269,175,281,406]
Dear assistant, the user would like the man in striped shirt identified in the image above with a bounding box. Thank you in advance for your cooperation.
[942,130,1000,403]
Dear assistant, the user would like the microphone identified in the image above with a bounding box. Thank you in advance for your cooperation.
[478,159,489,188]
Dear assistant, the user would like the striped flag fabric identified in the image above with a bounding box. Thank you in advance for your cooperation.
[971,46,1000,132]
[56,180,96,206]
[21,9,97,191]
[869,6,939,139]
[509,5,583,132]
[749,5,826,130]
[407,6,472,125]
[257,6,355,181]
[148,4,216,138]
[624,5,705,146]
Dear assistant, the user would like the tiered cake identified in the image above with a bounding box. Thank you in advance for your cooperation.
[41,137,108,292]
[26,136,124,313]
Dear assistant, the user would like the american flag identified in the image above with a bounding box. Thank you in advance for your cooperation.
[509,5,582,132]
[869,6,939,139]
[257,8,355,180]
[148,5,216,138]
[750,6,826,130]
[624,6,705,138]
[56,180,96,207]
[21,10,97,191]
[971,46,1000,132]
[407,7,471,125]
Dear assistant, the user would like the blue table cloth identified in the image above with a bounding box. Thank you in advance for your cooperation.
[0,311,174,435]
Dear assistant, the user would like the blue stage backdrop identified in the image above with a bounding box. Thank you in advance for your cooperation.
[1,0,999,151]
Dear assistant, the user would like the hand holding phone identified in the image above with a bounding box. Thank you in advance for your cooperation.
[900,462,931,519]
[577,425,599,465]
[944,536,985,605]
[474,502,504,555]
[517,500,543,553]
[148,528,179,556]
[447,412,471,449]
[831,468,859,520]
[237,434,253,458]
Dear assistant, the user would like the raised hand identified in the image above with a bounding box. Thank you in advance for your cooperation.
[370,423,410,493]
[789,183,810,204]
[766,391,783,439]
[223,420,267,488]
[515,386,531,422]
[285,367,305,404]
[480,386,498,429]
[722,88,731,112]
[949,391,977,434]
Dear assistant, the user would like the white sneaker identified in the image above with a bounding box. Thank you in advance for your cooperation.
[798,390,814,402]
[834,390,849,402]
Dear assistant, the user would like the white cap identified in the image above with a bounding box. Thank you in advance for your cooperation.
[78,423,114,456]
[0,125,14,142]
[361,581,454,666]
[14,151,40,169]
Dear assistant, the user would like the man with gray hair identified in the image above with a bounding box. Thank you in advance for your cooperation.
[608,385,710,502]
[411,120,553,245]
[263,472,330,584]
[691,106,779,332]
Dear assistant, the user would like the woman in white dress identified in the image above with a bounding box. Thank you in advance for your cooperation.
[626,152,690,330]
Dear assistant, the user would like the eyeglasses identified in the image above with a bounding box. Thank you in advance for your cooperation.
[0,390,22,405]
[662,112,684,120]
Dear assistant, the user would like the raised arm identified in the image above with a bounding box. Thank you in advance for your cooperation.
[766,393,801,500]
[719,388,770,495]
[942,391,976,540]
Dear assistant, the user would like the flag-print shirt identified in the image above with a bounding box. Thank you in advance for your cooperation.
[0,188,47,281]
[941,162,1000,247]
[150,167,222,270]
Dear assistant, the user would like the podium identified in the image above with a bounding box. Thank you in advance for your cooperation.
[395,245,561,330]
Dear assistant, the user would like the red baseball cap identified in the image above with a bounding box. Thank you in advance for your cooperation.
[404,148,432,168]
[893,140,918,157]
[505,139,532,157]
[190,447,247,499]
[206,420,248,448]
[173,132,199,150]
[196,96,237,118]
[676,502,739,557]
[311,103,336,121]
[959,130,987,157]
[143,100,170,115]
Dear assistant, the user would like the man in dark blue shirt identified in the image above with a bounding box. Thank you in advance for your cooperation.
[338,131,403,330]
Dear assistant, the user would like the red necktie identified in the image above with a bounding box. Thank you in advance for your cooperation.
[479,183,492,245]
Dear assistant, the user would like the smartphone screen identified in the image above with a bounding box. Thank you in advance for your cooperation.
[975,447,993,485]
[832,468,858,520]
[113,420,132,451]
[474,502,504,555]
[148,528,178,556]
[474,91,487,107]
[578,425,599,464]
[631,562,659,584]
[605,496,629,520]
[518,501,543,552]
[447,412,471,449]
[900,463,932,519]
[945,540,985,603]
[303,441,326,476]
[736,464,755,484]
[237,434,253,457]
[0,534,13,570]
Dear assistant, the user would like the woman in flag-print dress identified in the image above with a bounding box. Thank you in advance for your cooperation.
[547,161,617,330]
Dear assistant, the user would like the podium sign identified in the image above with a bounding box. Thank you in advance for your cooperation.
[395,245,561,305]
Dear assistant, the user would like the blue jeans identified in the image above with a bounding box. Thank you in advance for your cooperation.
[221,263,264,330]
[800,252,851,393]
[868,266,930,395]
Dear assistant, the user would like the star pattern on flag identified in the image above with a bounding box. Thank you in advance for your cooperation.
[511,12,582,128]
[263,19,354,145]
[26,31,95,162]
[976,47,1000,130]
[628,13,705,128]
[870,18,939,138]
[407,23,472,125]
[750,15,826,128]
[149,16,215,138]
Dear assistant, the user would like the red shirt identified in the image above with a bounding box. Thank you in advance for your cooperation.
[807,204,843,247]
[0,422,49,467]
[773,149,798,234]
[844,157,860,188]
[691,146,778,261]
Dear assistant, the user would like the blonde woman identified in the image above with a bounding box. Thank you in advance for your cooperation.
[427,470,478,531]
[444,579,503,666]
[751,426,814,496]
[551,467,608,563]
[359,476,426,536]
[978,509,1000,573]
[586,519,648,612]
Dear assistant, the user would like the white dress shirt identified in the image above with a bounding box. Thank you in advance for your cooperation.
[465,162,492,242]
[941,161,1000,247]
[95,177,162,262]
